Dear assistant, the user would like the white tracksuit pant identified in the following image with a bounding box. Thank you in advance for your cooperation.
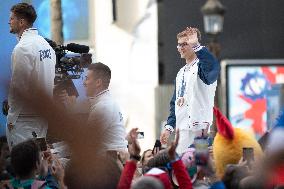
[6,115,47,149]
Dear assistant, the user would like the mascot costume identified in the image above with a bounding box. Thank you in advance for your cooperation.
[212,107,263,178]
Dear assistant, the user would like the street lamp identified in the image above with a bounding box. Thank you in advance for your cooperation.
[201,0,225,57]
[201,0,225,137]
[201,0,226,36]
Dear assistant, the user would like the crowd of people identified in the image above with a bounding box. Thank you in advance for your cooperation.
[0,2,284,189]
[0,106,284,189]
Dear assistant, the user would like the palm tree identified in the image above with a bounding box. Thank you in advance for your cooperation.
[50,0,63,45]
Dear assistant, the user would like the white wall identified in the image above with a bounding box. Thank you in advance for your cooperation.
[90,0,158,151]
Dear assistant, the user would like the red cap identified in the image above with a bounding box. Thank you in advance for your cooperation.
[145,168,173,189]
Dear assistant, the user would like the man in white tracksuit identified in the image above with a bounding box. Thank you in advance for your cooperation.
[7,3,56,149]
[83,63,128,154]
[160,27,220,154]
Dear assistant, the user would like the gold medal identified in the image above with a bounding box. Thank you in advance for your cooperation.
[177,97,185,107]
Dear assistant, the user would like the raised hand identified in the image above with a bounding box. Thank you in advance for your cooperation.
[127,128,141,157]
[185,27,199,46]
[160,129,171,145]
[126,128,139,144]
[51,156,67,189]
[39,151,52,178]
[51,156,65,182]
[168,129,180,160]
[128,139,141,157]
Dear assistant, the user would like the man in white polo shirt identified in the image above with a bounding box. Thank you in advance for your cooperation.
[84,63,128,155]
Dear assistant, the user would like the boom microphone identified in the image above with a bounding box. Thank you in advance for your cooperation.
[65,43,89,53]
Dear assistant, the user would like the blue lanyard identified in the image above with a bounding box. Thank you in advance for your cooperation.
[178,58,198,98]
[178,67,187,97]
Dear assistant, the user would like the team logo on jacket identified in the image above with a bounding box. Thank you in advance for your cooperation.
[177,97,185,107]
[119,112,123,122]
[39,49,52,61]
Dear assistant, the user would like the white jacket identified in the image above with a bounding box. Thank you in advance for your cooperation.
[88,90,128,152]
[175,58,217,130]
[165,45,220,132]
[7,28,56,125]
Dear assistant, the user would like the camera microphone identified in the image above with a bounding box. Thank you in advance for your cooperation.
[66,43,89,53]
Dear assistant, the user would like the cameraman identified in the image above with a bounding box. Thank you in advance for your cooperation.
[84,63,128,158]
[7,3,56,149]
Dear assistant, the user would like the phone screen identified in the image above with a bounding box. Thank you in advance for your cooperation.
[194,137,209,166]
[243,147,254,162]
[137,132,144,139]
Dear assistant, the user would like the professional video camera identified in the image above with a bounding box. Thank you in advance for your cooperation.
[45,38,92,81]
[45,39,92,98]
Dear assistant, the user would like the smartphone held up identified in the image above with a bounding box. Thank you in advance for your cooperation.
[243,147,254,163]
[137,132,144,139]
[194,137,209,166]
